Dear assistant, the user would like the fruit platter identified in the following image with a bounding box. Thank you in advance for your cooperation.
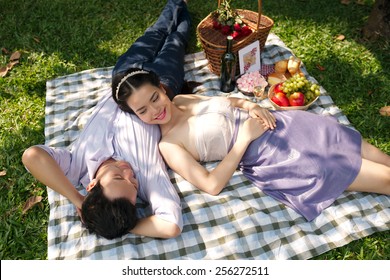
[265,55,321,110]
[268,73,320,110]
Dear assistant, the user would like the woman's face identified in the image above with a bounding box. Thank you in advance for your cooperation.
[126,83,172,125]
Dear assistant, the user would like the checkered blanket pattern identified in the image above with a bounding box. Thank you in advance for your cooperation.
[45,33,389,259]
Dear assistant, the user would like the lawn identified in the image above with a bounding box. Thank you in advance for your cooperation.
[0,0,388,260]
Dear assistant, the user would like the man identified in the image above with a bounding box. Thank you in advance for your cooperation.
[22,93,182,239]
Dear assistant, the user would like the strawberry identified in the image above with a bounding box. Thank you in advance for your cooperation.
[213,20,222,30]
[241,25,252,36]
[221,25,232,35]
[233,23,242,32]
[231,30,241,40]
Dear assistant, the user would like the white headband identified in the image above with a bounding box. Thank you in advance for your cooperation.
[115,70,149,100]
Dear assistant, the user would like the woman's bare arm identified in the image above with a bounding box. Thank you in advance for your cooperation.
[159,117,268,195]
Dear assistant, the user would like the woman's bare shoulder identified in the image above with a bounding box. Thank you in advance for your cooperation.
[159,133,183,154]
[172,94,211,106]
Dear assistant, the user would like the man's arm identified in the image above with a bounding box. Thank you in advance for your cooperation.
[22,146,84,209]
[118,114,184,235]
[130,215,181,239]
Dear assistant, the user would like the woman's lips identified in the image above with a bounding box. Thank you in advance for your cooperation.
[155,108,166,120]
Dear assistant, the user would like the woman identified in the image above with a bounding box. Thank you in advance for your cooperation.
[112,72,390,222]
[22,0,190,239]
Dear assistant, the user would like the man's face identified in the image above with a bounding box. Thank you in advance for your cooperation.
[93,159,138,205]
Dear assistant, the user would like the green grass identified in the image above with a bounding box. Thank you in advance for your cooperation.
[0,0,388,260]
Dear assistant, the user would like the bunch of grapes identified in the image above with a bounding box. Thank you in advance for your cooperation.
[280,74,321,104]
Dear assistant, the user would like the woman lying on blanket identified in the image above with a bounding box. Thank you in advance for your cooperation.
[112,59,390,220]
[22,0,190,239]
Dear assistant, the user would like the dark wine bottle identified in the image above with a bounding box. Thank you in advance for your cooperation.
[220,35,237,93]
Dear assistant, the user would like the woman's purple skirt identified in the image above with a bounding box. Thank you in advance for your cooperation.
[237,110,362,221]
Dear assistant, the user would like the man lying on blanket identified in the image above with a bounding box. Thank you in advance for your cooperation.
[22,94,182,239]
[23,0,190,240]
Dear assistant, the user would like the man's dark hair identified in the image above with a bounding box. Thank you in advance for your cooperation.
[81,180,138,239]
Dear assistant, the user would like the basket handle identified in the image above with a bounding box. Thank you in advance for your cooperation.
[217,0,262,29]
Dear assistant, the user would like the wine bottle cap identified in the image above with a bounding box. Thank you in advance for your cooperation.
[227,35,233,40]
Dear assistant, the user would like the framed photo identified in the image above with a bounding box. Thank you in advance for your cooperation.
[238,40,261,74]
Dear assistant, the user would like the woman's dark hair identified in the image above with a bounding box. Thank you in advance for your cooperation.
[112,68,160,114]
[81,180,138,239]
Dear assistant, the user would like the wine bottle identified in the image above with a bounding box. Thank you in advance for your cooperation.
[220,35,237,93]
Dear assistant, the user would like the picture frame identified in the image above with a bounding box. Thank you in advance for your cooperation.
[238,40,261,74]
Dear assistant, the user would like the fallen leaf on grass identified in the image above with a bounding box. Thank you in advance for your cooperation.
[316,64,326,71]
[336,34,345,41]
[0,66,8,77]
[7,60,19,68]
[0,51,21,77]
[2,47,10,54]
[0,170,6,176]
[379,106,390,117]
[10,51,21,61]
[22,196,43,214]
[33,37,41,43]
[341,0,351,4]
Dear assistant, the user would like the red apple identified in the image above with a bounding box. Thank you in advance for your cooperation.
[272,92,290,107]
[271,96,282,106]
[274,83,284,94]
[288,92,305,106]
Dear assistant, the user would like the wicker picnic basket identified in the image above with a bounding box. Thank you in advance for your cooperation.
[197,0,274,75]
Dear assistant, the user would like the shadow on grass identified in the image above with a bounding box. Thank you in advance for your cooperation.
[1,0,386,74]
[0,0,168,70]
[262,0,389,68]
[0,0,172,100]
[314,54,390,138]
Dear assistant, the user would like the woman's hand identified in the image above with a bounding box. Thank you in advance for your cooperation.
[248,105,276,130]
[228,97,276,130]
[238,117,270,144]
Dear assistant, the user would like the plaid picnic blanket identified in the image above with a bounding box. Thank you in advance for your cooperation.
[45,33,390,259]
